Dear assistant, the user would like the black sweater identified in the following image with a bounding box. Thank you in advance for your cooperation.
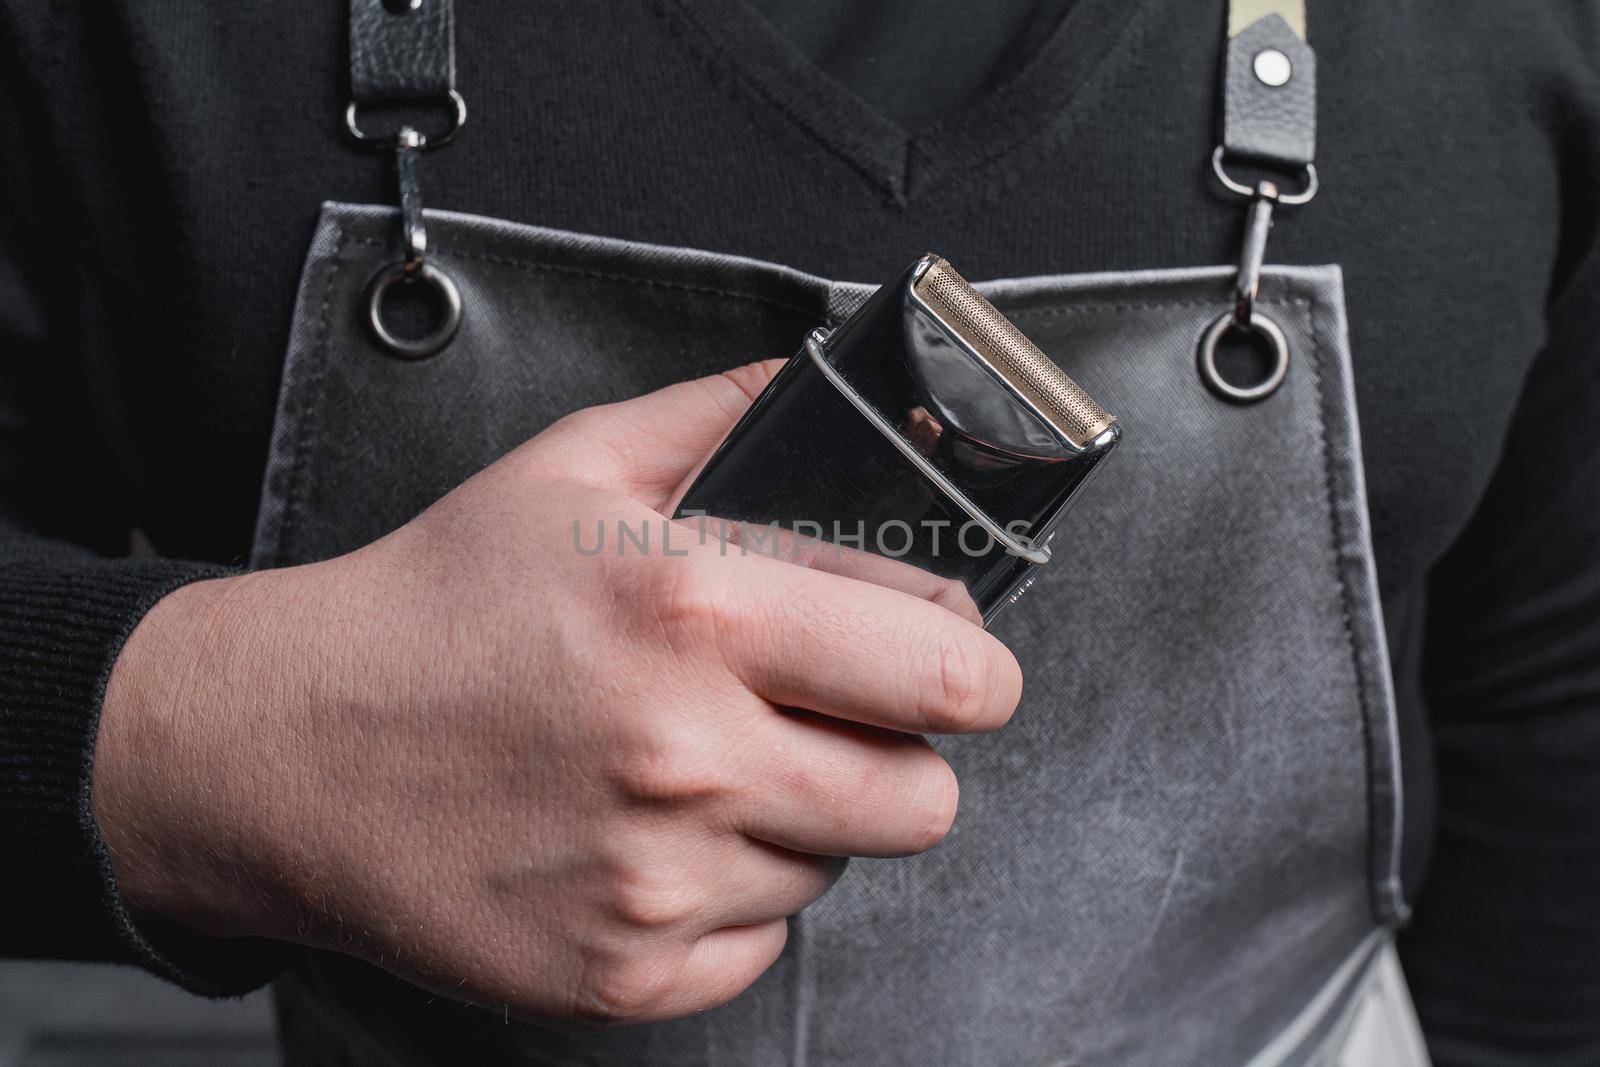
[1,1,1598,1061]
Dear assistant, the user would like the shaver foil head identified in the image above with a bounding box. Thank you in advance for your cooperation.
[914,256,1115,448]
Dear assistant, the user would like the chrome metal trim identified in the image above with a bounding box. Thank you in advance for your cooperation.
[803,330,1052,565]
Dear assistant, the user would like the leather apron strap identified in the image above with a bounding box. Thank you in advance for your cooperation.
[349,0,457,103]
[1222,0,1316,168]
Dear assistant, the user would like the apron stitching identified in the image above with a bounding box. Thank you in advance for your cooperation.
[1008,297,1311,317]
[1302,298,1387,925]
[345,235,825,320]
[279,223,351,567]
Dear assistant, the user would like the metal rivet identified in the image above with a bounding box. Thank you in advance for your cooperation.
[1253,49,1292,87]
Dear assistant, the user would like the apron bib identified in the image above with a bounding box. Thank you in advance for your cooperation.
[256,202,1408,1066]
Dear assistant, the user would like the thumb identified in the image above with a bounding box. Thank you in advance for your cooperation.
[531,359,786,510]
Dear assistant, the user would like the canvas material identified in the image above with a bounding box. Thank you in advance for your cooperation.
[258,202,1407,1067]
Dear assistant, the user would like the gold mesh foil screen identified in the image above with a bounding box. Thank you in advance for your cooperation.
[914,257,1114,448]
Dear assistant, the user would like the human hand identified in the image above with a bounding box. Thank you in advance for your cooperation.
[93,360,1023,1026]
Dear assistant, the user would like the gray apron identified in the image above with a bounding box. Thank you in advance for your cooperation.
[259,2,1421,1063]
[258,204,1409,1067]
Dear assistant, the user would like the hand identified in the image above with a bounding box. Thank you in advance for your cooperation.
[93,360,1023,1027]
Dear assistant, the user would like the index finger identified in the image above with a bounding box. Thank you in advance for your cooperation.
[710,549,1023,735]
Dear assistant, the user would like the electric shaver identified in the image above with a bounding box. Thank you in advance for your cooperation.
[672,254,1120,623]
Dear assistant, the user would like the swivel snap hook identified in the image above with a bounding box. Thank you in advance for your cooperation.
[1200,149,1315,405]
[394,126,428,277]
[1232,178,1278,328]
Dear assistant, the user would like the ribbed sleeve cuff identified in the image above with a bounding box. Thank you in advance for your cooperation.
[0,556,291,996]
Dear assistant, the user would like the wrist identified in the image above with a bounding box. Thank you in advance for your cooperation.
[92,567,318,942]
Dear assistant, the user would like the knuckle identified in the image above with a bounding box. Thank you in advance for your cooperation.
[606,864,700,930]
[528,408,608,475]
[645,557,727,646]
[548,405,607,445]
[771,754,829,809]
[610,719,729,806]
[571,953,681,1028]
[913,627,989,733]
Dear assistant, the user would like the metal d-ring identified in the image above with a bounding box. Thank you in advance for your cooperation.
[365,261,462,359]
[1198,310,1289,404]
[345,88,467,149]
[1211,146,1318,206]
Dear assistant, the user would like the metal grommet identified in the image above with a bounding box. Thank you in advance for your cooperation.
[365,261,462,359]
[1197,310,1289,404]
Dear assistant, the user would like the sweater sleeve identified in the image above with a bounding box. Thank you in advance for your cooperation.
[1398,234,1600,1062]
[0,19,289,997]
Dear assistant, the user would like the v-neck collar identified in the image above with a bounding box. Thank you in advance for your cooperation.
[659,0,1159,205]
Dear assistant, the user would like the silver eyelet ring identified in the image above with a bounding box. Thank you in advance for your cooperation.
[365,261,462,360]
[1211,146,1317,206]
[345,88,467,150]
[1197,310,1289,404]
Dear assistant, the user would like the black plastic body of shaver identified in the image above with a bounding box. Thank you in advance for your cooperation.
[672,254,1120,623]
